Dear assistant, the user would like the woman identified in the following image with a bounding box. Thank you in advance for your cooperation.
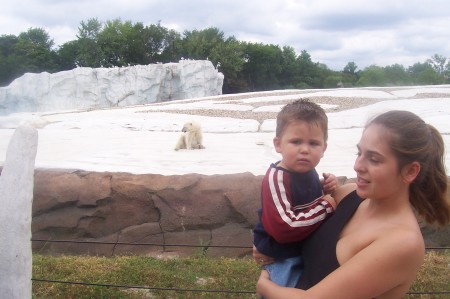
[256,110,450,298]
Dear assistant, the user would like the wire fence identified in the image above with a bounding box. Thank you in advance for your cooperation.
[31,238,450,297]
[31,278,256,296]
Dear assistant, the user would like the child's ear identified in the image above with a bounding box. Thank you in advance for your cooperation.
[273,137,282,153]
[401,161,420,184]
[321,142,327,157]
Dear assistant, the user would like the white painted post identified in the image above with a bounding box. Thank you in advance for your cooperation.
[0,125,38,299]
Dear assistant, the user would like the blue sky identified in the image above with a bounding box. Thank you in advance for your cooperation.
[1,0,450,71]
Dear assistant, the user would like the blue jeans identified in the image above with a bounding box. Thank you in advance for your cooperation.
[264,256,303,287]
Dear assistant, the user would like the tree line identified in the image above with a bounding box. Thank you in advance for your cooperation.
[1,18,449,93]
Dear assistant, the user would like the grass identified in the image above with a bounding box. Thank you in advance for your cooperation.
[32,254,260,299]
[407,250,450,299]
[32,250,449,299]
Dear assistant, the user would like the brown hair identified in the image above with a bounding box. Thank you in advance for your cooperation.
[367,110,449,226]
[276,99,328,140]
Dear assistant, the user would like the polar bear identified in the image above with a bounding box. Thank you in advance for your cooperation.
[174,121,205,150]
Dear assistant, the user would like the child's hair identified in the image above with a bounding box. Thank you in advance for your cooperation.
[276,99,328,140]
[367,110,449,226]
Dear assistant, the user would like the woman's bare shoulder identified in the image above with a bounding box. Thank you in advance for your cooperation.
[376,226,425,287]
[386,225,425,256]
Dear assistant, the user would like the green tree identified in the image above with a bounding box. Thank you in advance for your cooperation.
[356,65,387,86]
[0,28,60,86]
[445,60,450,82]
[16,27,58,73]
[296,50,324,88]
[76,18,103,67]
[339,62,359,87]
[383,64,411,86]
[95,19,150,67]
[279,46,299,87]
[158,28,183,62]
[209,37,246,93]
[323,75,343,88]
[0,35,21,86]
[18,27,54,49]
[426,54,449,83]
[6,19,450,91]
[57,40,80,70]
[314,63,336,88]
[343,62,357,74]
[241,42,283,91]
[427,54,447,74]
[408,62,441,85]
[142,22,173,63]
[182,27,225,60]
[97,19,127,67]
[120,21,148,65]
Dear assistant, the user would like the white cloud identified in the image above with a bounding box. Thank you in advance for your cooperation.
[1,0,450,70]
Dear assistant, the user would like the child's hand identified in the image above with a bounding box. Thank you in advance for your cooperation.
[322,172,338,195]
[323,194,337,210]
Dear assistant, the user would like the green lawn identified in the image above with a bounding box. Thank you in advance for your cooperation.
[32,250,449,299]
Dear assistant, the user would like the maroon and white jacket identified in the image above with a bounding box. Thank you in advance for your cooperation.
[253,163,334,258]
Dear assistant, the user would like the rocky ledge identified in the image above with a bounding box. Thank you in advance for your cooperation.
[30,169,450,258]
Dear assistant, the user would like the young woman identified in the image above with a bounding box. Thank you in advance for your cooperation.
[256,110,450,299]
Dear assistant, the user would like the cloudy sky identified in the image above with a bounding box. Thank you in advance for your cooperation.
[1,0,450,70]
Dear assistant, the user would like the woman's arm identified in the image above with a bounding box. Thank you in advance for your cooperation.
[257,270,307,298]
[307,229,423,298]
[331,183,357,205]
[257,228,424,299]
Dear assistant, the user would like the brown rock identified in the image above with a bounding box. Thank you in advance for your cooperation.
[30,169,450,257]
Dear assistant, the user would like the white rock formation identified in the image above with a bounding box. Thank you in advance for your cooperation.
[0,60,224,115]
[0,125,38,299]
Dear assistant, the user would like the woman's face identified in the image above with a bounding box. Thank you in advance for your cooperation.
[353,124,404,200]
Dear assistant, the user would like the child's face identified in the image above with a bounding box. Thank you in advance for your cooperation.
[273,120,327,173]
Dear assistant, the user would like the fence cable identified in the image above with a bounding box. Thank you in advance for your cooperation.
[30,239,450,250]
[31,278,254,295]
[31,238,252,248]
[30,278,450,296]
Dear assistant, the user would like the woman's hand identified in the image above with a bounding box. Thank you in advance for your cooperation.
[253,245,275,266]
